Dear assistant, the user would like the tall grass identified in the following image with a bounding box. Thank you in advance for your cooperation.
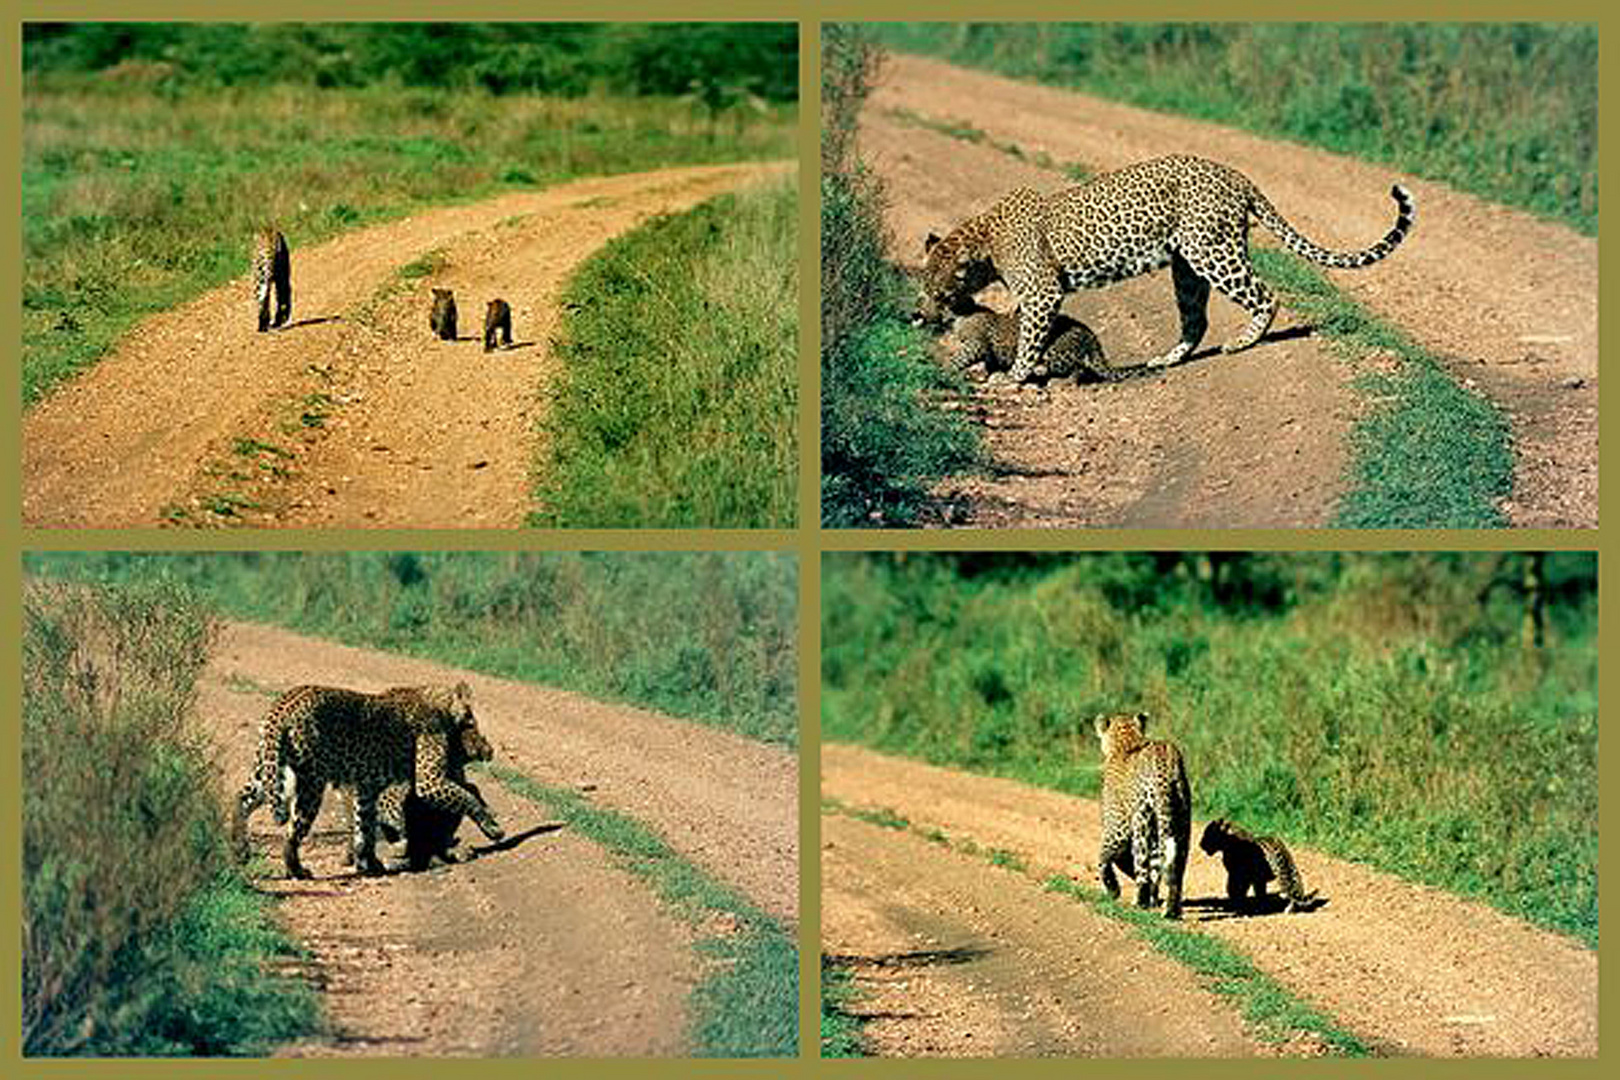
[820,25,981,527]
[26,551,798,747]
[873,23,1596,234]
[22,76,795,406]
[821,553,1598,946]
[531,177,798,528]
[22,581,316,1055]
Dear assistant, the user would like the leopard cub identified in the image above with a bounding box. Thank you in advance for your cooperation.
[1200,818,1317,913]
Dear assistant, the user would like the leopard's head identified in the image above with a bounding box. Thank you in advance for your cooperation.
[913,230,997,331]
[1094,711,1151,760]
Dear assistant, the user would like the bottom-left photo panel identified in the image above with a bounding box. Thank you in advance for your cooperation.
[20,550,800,1058]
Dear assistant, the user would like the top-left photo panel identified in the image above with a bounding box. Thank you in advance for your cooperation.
[21,22,800,530]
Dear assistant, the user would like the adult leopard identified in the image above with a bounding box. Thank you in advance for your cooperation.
[918,155,1415,382]
[1095,711,1192,919]
[232,682,504,879]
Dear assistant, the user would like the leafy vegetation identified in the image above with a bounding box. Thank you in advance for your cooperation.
[872,23,1596,234]
[26,552,798,747]
[820,25,981,527]
[493,767,797,1056]
[22,581,317,1055]
[533,178,797,528]
[23,23,796,406]
[822,553,1597,947]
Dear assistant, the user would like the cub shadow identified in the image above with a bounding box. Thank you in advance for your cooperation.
[1182,892,1328,920]
[823,944,991,970]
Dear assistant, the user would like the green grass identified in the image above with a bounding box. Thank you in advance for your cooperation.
[820,25,983,528]
[491,766,797,1056]
[869,23,1596,234]
[22,75,795,407]
[822,552,1598,948]
[1250,249,1515,527]
[25,552,798,748]
[23,580,318,1055]
[1041,876,1368,1054]
[819,957,867,1057]
[530,176,798,528]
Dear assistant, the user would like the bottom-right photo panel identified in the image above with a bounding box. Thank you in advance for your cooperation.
[820,551,1596,1058]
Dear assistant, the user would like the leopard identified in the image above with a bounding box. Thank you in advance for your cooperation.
[429,288,458,341]
[231,682,504,879]
[1200,818,1317,913]
[483,298,513,353]
[1095,711,1192,919]
[937,301,1114,385]
[253,226,292,333]
[917,155,1415,383]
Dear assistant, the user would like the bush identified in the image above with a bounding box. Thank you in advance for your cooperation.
[22,580,315,1055]
[820,25,980,526]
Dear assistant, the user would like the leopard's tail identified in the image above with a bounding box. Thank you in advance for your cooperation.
[1252,183,1415,270]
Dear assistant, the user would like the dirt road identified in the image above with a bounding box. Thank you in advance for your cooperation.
[822,743,1596,1057]
[210,621,796,1055]
[863,54,1596,528]
[22,162,790,529]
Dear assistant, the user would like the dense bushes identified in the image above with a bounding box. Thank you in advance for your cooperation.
[22,581,315,1055]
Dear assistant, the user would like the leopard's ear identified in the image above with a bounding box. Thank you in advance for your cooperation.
[1093,714,1110,738]
[924,231,943,254]
[1136,710,1150,733]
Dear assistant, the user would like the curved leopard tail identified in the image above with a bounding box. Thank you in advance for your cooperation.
[1252,183,1415,269]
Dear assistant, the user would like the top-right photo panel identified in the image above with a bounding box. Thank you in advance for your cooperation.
[821,23,1596,530]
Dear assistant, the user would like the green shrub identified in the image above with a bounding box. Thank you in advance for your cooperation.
[22,581,315,1055]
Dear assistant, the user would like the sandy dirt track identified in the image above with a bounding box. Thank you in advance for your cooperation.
[23,162,790,529]
[211,621,796,1056]
[823,743,1596,1058]
[864,54,1596,528]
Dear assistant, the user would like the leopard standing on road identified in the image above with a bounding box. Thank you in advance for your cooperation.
[918,155,1415,382]
[253,226,292,332]
[1095,711,1192,919]
[232,682,504,879]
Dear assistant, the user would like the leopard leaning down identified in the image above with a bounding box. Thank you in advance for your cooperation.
[918,155,1415,383]
[1095,711,1192,919]
[232,681,505,879]
[937,302,1115,385]
[253,226,292,333]
[1200,818,1318,913]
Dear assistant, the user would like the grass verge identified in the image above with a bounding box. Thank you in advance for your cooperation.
[823,799,1370,1055]
[531,176,798,528]
[1251,249,1515,527]
[820,25,982,527]
[23,580,318,1055]
[491,765,797,1056]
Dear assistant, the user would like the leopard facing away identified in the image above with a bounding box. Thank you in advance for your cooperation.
[232,682,505,879]
[253,226,292,332]
[917,155,1415,383]
[1095,711,1192,919]
[937,301,1115,385]
[1200,818,1319,913]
